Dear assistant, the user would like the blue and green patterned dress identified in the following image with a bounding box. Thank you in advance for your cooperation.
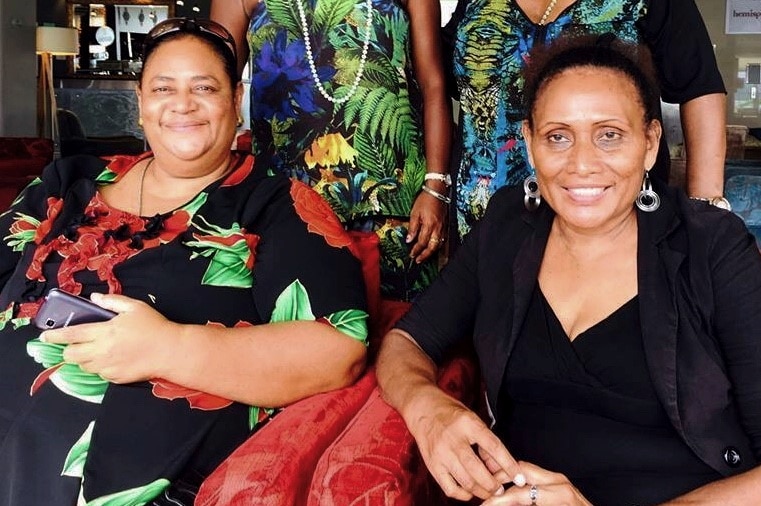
[246,0,435,301]
[448,0,724,239]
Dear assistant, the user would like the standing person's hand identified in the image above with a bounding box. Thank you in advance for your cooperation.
[407,186,448,263]
[406,389,525,501]
[481,461,593,506]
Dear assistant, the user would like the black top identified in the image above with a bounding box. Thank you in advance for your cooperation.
[495,288,720,505]
[0,153,368,504]
[396,183,761,475]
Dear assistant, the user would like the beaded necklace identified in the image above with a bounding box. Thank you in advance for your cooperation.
[294,0,374,104]
[538,0,558,25]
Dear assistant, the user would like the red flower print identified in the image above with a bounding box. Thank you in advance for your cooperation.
[142,210,191,249]
[289,181,357,255]
[150,379,233,410]
[220,154,254,187]
[103,154,146,177]
[33,197,63,244]
[17,300,42,319]
[149,320,251,410]
[9,219,35,236]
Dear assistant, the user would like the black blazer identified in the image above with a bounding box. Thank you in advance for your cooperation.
[399,182,761,476]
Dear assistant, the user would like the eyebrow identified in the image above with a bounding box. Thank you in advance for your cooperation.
[148,74,224,84]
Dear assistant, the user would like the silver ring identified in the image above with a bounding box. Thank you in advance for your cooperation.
[529,484,538,505]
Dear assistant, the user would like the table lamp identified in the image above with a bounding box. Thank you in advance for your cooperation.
[36,26,78,158]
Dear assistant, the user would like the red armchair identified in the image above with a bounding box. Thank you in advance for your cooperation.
[0,137,54,211]
[196,232,479,505]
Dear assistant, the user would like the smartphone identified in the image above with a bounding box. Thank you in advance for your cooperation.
[33,288,116,330]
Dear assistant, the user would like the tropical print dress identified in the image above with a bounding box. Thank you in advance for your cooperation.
[0,152,368,505]
[246,0,435,301]
[451,0,646,239]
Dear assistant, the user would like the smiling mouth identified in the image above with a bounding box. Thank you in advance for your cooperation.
[566,187,606,197]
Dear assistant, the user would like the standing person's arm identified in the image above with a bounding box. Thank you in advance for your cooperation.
[211,0,256,76]
[640,0,726,195]
[406,0,454,262]
[681,93,726,198]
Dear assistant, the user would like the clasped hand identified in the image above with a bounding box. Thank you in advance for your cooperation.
[411,394,592,505]
[39,293,179,384]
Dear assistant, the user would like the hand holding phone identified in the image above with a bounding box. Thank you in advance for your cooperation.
[33,288,117,330]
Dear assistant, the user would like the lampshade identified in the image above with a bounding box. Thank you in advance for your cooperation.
[36,26,78,55]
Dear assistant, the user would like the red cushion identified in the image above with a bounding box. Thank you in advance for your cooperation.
[196,372,377,505]
[308,309,480,506]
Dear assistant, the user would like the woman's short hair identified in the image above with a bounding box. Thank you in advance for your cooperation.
[522,33,661,128]
[139,17,239,88]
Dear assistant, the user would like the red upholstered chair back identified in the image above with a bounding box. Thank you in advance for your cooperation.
[0,137,54,211]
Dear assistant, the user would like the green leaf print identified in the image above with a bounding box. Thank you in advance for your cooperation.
[4,212,41,252]
[0,304,13,332]
[27,339,108,403]
[185,216,256,288]
[248,405,276,431]
[62,421,94,478]
[325,309,368,344]
[269,279,316,323]
[313,0,356,34]
[264,0,301,38]
[84,478,171,506]
[95,168,118,184]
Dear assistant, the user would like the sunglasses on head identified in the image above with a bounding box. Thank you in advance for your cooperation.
[143,18,237,64]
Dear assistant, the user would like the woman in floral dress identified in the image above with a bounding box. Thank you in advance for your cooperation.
[0,18,368,505]
[212,0,452,301]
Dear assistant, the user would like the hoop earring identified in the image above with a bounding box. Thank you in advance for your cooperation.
[635,170,660,212]
[523,174,541,211]
[236,115,244,128]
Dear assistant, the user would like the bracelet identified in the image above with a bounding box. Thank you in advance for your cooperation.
[424,173,452,186]
[421,184,451,204]
[689,196,732,211]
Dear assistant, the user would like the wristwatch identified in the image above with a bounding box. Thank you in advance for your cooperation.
[691,196,732,211]
[424,173,452,186]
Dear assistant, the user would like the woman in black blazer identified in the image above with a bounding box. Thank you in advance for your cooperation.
[377,35,761,506]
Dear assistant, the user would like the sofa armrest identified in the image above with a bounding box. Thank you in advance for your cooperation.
[307,349,480,506]
[195,371,377,505]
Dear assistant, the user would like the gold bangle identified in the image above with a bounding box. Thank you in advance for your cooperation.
[421,184,451,204]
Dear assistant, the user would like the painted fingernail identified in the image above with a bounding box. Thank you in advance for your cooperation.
[494,485,505,496]
[513,473,526,487]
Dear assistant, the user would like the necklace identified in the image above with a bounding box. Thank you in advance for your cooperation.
[538,0,558,25]
[137,157,154,216]
[294,0,373,104]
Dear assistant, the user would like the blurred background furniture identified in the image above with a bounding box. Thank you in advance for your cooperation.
[0,137,54,211]
[724,159,761,248]
[57,108,145,158]
[36,26,78,158]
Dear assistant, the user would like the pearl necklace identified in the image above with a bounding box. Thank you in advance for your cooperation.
[538,0,558,25]
[295,0,374,104]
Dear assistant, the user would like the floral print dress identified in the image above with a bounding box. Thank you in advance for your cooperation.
[246,0,436,301]
[0,152,368,505]
[452,0,645,239]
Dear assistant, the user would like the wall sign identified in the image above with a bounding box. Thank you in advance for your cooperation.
[726,0,761,34]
